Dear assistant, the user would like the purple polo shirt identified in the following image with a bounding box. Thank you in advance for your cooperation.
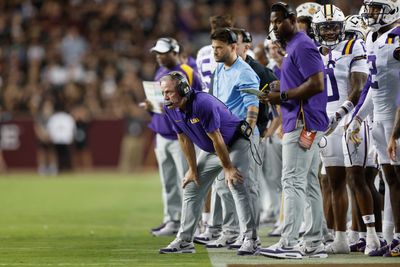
[164,91,241,153]
[280,31,328,133]
[148,64,204,140]
[273,65,281,80]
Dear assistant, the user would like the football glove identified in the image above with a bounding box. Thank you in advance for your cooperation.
[346,116,363,145]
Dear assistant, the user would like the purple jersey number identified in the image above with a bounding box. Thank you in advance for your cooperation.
[325,67,339,102]
[367,55,379,89]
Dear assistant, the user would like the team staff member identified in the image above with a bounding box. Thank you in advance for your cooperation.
[208,28,260,249]
[158,72,258,255]
[259,2,328,259]
[229,28,278,248]
[147,37,204,236]
[194,14,235,244]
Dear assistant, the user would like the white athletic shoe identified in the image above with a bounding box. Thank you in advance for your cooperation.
[296,241,328,258]
[159,238,195,254]
[364,235,380,255]
[193,227,221,245]
[259,241,303,259]
[206,233,238,248]
[152,221,179,237]
[325,240,350,254]
[237,237,258,256]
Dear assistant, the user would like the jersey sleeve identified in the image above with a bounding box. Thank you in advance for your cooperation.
[237,68,260,108]
[295,41,324,79]
[349,39,369,74]
[353,76,373,120]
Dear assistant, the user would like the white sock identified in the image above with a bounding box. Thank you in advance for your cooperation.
[377,232,383,239]
[202,212,210,225]
[383,222,394,242]
[335,231,347,243]
[348,230,358,244]
[366,227,378,239]
[359,232,367,239]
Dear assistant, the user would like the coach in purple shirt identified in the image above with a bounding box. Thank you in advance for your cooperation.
[158,72,257,256]
[259,2,328,259]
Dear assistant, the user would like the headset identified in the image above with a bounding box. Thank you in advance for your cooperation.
[241,29,253,43]
[168,71,191,97]
[271,2,296,19]
[224,28,238,44]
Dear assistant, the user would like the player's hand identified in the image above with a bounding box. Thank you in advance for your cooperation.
[269,80,280,92]
[262,91,280,105]
[224,167,244,188]
[325,113,342,136]
[388,136,397,161]
[182,168,200,189]
[346,116,363,145]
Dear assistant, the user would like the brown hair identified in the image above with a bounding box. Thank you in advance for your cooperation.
[210,15,234,33]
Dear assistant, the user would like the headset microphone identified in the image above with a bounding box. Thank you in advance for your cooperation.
[164,100,173,108]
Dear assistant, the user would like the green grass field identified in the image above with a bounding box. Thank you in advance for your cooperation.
[0,172,399,267]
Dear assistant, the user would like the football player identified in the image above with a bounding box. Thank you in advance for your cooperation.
[348,0,400,257]
[313,4,380,254]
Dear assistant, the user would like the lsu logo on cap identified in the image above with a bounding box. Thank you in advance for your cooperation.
[190,118,200,124]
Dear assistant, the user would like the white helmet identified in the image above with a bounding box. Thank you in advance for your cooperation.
[296,2,322,18]
[361,0,400,32]
[313,4,346,48]
[344,15,369,40]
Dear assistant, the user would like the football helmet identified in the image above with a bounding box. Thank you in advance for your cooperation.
[344,15,369,40]
[313,4,346,48]
[296,2,322,18]
[361,0,400,32]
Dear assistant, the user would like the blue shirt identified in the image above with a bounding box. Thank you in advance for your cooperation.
[212,57,260,121]
[165,91,241,153]
[280,31,328,133]
[148,64,204,140]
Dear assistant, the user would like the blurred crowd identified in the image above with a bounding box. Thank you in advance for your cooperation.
[0,0,362,173]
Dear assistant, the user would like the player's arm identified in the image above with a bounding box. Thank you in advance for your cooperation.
[177,133,199,188]
[207,129,243,187]
[265,72,324,104]
[348,71,368,105]
[246,105,259,131]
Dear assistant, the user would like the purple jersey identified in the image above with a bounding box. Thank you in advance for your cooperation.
[280,31,328,133]
[148,64,204,140]
[164,91,241,153]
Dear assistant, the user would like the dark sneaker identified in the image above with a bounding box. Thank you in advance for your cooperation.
[349,238,365,252]
[384,239,400,257]
[369,239,397,257]
[159,238,195,254]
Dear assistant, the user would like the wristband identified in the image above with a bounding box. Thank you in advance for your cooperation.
[336,100,354,118]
